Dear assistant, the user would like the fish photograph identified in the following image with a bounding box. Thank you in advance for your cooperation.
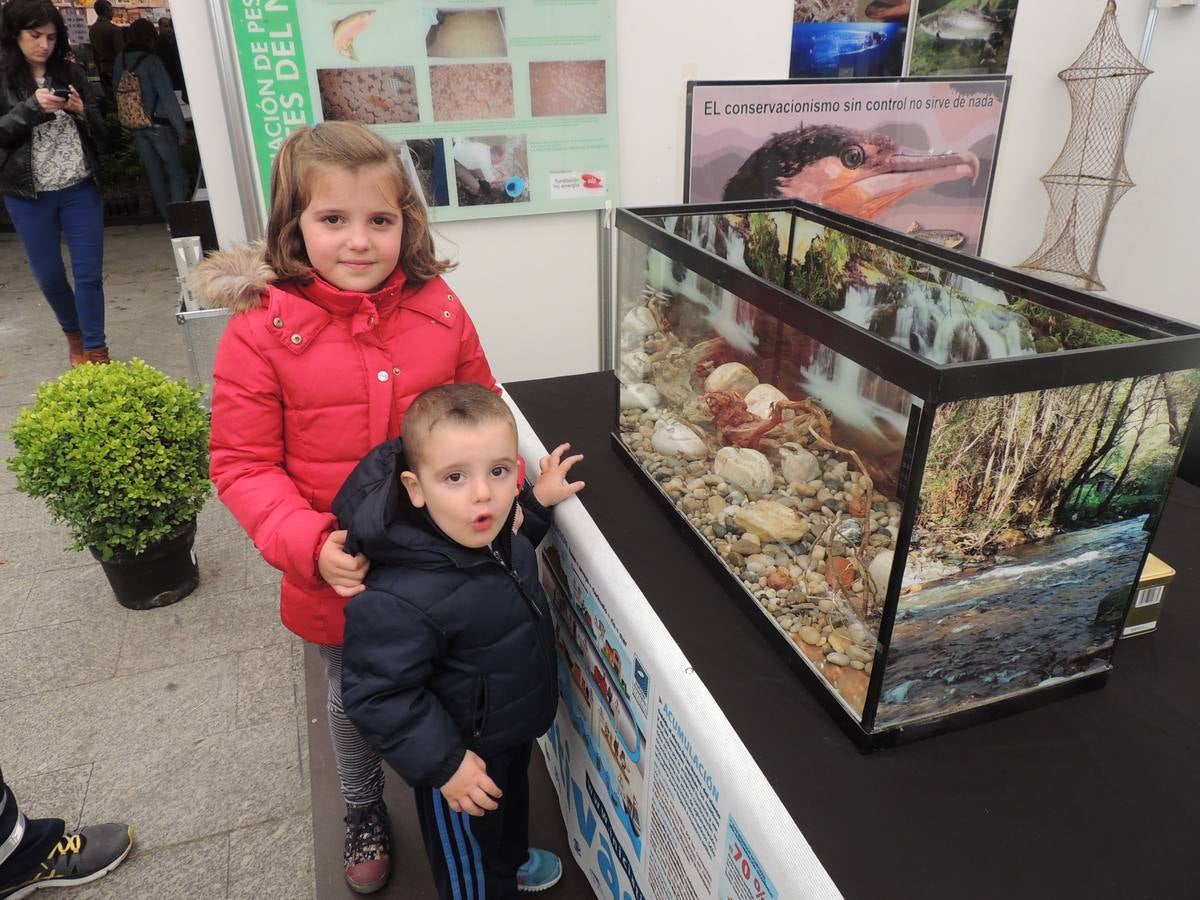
[687,79,1008,254]
[790,22,906,78]
[793,0,909,23]
[909,0,1020,76]
[331,10,375,61]
[791,1,908,77]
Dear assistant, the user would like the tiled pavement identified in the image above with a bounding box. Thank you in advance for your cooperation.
[0,225,315,899]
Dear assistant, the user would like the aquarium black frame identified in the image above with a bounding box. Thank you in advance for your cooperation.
[683,74,1013,254]
[613,199,1200,749]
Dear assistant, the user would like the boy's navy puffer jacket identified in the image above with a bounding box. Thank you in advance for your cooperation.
[333,438,558,789]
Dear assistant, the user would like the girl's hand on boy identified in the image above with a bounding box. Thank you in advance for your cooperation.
[318,529,370,597]
[441,750,502,816]
[532,443,585,508]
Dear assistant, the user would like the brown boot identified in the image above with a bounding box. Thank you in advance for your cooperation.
[83,346,110,365]
[66,331,85,366]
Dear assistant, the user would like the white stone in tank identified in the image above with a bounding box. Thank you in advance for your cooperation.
[744,383,788,418]
[650,416,706,458]
[780,442,821,485]
[619,382,662,410]
[703,362,758,395]
[713,446,774,497]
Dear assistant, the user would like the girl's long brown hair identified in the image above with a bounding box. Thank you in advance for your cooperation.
[265,122,451,285]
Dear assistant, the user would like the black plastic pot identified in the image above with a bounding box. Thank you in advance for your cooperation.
[90,520,200,610]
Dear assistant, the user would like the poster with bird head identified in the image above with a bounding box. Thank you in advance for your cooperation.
[686,77,1009,255]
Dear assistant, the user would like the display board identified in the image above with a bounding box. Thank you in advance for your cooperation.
[685,77,1009,256]
[509,401,843,900]
[787,2,1021,79]
[225,0,618,222]
[59,4,88,46]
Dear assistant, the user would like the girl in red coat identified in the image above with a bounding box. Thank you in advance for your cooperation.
[193,122,498,894]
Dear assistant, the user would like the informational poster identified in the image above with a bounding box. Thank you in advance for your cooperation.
[60,5,89,46]
[908,1,1019,76]
[226,0,618,221]
[508,401,844,900]
[685,77,1009,255]
[789,2,909,78]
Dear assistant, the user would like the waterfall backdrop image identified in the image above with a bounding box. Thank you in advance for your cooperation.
[878,371,1199,727]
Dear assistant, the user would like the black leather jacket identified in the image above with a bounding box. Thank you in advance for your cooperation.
[0,62,106,199]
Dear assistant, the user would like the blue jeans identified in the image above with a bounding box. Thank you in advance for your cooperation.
[3,179,106,349]
[132,125,188,221]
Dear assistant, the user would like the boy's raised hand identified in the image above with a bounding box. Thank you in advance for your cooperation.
[441,750,503,816]
[532,442,585,508]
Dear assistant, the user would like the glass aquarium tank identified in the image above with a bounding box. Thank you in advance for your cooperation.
[612,199,1200,748]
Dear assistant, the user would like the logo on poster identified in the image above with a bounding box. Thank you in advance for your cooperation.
[551,171,607,199]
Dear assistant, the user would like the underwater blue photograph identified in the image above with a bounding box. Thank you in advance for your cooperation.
[789,22,906,78]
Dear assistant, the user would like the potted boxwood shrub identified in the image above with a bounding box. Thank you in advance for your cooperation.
[7,359,212,609]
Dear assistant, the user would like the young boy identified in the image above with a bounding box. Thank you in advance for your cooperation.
[334,383,584,898]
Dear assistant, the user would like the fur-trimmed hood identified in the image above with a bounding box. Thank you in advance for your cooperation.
[189,243,276,312]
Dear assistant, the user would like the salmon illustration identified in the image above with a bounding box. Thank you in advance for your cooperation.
[906,220,967,250]
[332,10,375,61]
[865,0,910,22]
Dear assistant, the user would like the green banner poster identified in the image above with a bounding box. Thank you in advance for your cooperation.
[228,0,315,205]
[225,1,619,221]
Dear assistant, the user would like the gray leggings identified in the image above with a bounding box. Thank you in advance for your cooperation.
[316,644,386,807]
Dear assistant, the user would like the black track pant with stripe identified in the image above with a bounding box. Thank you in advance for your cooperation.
[0,767,64,885]
[414,741,532,900]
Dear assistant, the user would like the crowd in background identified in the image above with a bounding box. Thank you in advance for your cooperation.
[0,0,193,369]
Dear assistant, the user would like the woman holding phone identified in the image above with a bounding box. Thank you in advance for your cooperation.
[0,0,110,365]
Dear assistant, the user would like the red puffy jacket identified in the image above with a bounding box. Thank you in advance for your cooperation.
[194,245,498,645]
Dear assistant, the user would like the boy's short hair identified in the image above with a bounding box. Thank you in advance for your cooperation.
[403,384,515,470]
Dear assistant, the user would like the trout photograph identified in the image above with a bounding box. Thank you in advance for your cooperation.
[909,0,1020,75]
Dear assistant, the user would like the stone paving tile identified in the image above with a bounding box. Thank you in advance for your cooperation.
[0,573,32,634]
[116,581,288,676]
[227,813,316,900]
[191,534,255,595]
[82,720,307,852]
[197,494,248,545]
[245,541,283,588]
[68,832,229,900]
[0,523,97,579]
[0,487,48,525]
[5,762,93,832]
[0,612,124,704]
[236,643,297,729]
[0,401,30,432]
[0,654,238,778]
[293,637,314,795]
[17,563,116,630]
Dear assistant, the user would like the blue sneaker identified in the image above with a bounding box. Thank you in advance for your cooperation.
[516,848,562,892]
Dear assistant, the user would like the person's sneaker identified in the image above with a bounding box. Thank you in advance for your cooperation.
[343,799,391,894]
[0,823,135,899]
[517,848,562,892]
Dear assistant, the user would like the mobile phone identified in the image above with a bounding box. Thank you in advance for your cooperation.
[49,83,70,100]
